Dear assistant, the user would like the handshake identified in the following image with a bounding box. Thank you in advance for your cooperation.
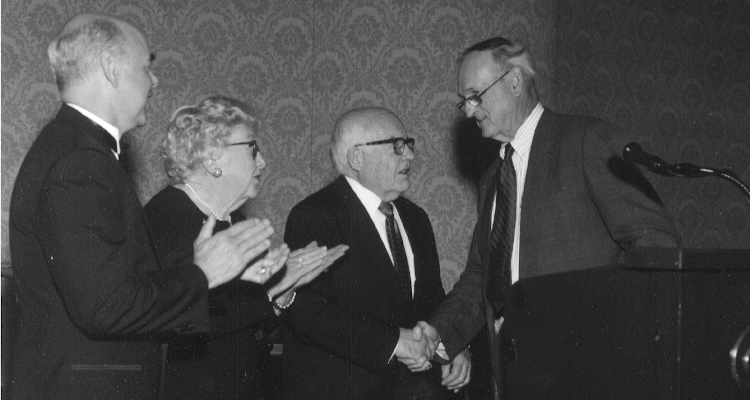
[394,321,443,371]
[394,321,471,392]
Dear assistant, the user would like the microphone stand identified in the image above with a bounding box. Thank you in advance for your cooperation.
[624,144,750,207]
[670,163,750,206]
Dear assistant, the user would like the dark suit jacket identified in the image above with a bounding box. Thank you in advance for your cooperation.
[429,108,680,397]
[282,176,447,400]
[9,105,211,400]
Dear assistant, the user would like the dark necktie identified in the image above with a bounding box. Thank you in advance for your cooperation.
[486,144,517,318]
[379,201,412,300]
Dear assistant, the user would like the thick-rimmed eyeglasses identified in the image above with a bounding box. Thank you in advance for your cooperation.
[227,140,260,158]
[456,69,512,110]
[354,137,415,155]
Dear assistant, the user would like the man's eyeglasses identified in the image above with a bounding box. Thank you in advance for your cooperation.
[456,69,512,110]
[227,140,260,158]
[354,137,415,155]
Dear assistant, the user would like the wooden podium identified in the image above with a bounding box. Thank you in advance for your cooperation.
[502,248,750,400]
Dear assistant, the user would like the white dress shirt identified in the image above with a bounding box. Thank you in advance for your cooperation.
[490,102,544,284]
[344,176,416,294]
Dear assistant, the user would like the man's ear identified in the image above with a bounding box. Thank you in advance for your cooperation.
[510,65,524,98]
[347,147,362,172]
[100,50,118,88]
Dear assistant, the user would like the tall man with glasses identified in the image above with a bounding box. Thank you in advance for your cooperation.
[282,107,469,399]
[414,37,680,399]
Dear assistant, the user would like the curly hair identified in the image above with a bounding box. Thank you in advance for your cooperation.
[161,95,260,182]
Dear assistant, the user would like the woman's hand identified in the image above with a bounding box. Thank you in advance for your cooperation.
[267,241,348,299]
[194,217,275,288]
[240,244,290,284]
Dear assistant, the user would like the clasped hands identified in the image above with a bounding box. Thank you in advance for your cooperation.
[394,321,471,392]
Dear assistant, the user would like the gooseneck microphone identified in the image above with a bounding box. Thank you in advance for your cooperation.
[622,143,673,175]
[622,142,750,206]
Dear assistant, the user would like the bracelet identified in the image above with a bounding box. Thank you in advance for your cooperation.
[270,291,296,310]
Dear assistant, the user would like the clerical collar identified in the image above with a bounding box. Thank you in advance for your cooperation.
[66,103,121,159]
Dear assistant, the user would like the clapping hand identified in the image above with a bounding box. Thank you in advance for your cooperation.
[241,244,289,283]
[267,241,349,299]
[193,216,275,288]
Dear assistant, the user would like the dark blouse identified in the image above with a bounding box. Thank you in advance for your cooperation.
[145,185,276,400]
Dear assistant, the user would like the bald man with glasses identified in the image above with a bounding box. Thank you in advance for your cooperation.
[281,107,467,399]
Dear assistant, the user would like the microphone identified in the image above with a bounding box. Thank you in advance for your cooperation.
[622,142,750,206]
[622,142,674,176]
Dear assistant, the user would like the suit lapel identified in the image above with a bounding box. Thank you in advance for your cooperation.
[477,158,502,261]
[331,178,408,302]
[393,199,418,302]
[519,108,560,278]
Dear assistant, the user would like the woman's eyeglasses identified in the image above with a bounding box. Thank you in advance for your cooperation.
[227,140,260,158]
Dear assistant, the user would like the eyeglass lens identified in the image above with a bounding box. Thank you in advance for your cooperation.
[394,138,415,155]
[229,141,259,157]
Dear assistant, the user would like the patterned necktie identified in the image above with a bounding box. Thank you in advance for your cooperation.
[486,144,516,318]
[378,201,412,300]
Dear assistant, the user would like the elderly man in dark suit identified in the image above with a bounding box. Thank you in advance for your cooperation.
[417,37,681,399]
[9,13,286,400]
[282,107,470,399]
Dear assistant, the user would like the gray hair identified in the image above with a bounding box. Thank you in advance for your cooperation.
[47,14,129,91]
[161,95,260,182]
[459,36,537,83]
[458,36,538,98]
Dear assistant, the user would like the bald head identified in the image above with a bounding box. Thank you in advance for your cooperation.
[331,107,404,175]
[47,13,158,133]
[330,107,414,201]
[48,13,139,92]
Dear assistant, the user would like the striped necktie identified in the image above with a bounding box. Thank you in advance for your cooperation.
[486,144,516,318]
[379,201,412,300]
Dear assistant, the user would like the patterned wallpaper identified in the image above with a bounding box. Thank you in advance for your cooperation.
[553,0,750,248]
[2,0,747,292]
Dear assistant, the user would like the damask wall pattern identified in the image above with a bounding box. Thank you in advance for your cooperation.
[2,0,747,293]
[554,0,750,248]
[1,0,557,290]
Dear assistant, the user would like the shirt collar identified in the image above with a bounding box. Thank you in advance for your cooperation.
[66,103,121,157]
[502,102,544,160]
[344,176,389,213]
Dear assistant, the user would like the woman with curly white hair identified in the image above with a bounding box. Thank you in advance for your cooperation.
[145,95,347,400]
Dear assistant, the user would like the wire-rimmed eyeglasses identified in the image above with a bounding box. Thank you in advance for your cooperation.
[456,69,512,110]
[353,137,415,155]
